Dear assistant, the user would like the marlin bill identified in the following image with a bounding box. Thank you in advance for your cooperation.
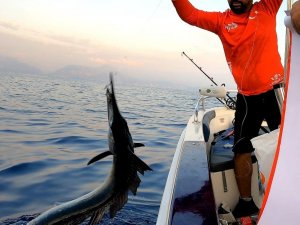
[28,74,152,225]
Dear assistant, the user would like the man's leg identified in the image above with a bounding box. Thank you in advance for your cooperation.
[234,152,252,198]
[232,143,260,218]
[264,89,281,131]
[232,94,262,217]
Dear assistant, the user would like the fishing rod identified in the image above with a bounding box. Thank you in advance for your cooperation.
[181,51,236,109]
[182,51,271,133]
[182,51,218,86]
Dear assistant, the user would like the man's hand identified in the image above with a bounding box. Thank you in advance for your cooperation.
[291,0,300,34]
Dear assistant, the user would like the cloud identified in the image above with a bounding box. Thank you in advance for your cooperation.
[0,19,145,74]
[0,20,20,31]
[0,19,98,51]
[90,56,143,67]
[0,19,116,68]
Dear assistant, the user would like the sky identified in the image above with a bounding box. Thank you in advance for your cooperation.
[0,0,292,88]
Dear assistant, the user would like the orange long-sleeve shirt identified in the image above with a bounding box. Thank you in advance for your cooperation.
[172,0,284,95]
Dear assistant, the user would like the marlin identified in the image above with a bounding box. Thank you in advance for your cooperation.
[28,74,152,225]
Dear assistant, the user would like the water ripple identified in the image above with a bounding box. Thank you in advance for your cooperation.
[0,161,46,176]
[0,74,217,224]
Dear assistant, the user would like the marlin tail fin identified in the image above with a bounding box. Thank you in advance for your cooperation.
[129,151,152,175]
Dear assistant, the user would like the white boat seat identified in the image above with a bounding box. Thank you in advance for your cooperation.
[202,110,216,142]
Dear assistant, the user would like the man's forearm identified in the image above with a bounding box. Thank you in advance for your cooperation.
[171,0,198,25]
[291,0,300,34]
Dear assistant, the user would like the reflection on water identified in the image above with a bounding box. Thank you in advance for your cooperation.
[0,74,219,224]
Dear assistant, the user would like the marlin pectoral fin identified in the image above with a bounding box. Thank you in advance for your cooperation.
[87,151,112,165]
[129,151,152,175]
[133,143,145,148]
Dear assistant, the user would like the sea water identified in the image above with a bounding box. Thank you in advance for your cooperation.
[0,74,218,225]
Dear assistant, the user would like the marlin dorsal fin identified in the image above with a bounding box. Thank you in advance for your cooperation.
[133,143,145,148]
[87,151,112,165]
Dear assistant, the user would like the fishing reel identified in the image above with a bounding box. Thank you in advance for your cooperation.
[181,52,236,111]
[193,86,236,122]
[199,86,236,108]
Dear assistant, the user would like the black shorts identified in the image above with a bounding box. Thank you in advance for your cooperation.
[232,89,281,154]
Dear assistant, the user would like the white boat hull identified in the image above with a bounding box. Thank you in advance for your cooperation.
[157,107,267,225]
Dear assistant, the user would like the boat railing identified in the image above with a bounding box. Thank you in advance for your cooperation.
[194,87,237,121]
[278,0,297,113]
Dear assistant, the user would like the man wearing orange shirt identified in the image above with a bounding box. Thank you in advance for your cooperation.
[172,0,283,218]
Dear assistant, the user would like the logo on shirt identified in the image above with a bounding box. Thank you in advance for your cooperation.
[249,11,259,20]
[225,22,238,31]
[270,73,283,86]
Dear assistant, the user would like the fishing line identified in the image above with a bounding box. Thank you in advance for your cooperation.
[145,0,165,24]
[239,10,260,137]
[138,0,165,35]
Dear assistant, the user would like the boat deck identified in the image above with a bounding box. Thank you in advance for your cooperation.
[171,141,218,225]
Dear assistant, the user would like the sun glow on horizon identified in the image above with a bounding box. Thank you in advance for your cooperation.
[0,0,288,87]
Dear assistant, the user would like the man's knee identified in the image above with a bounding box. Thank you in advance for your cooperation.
[233,137,254,154]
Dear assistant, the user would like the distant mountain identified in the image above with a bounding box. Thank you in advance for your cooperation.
[50,65,112,82]
[0,56,42,75]
[50,64,140,85]
[0,56,188,89]
[0,56,138,84]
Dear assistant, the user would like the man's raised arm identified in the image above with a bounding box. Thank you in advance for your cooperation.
[291,0,300,34]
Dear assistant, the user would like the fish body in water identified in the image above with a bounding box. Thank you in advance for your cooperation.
[28,75,152,225]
